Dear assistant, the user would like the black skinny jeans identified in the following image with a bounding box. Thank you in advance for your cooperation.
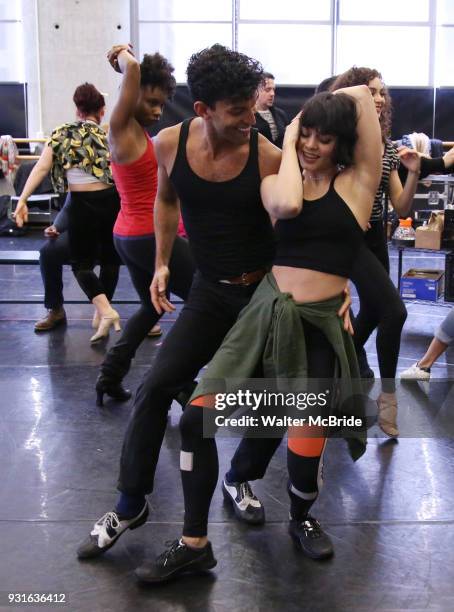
[117,273,281,496]
[39,232,68,309]
[101,233,195,382]
[67,187,121,301]
[351,220,407,391]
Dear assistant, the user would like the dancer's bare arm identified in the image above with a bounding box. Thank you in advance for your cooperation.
[150,125,181,313]
[107,44,146,163]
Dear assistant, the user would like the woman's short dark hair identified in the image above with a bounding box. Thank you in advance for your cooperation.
[187,44,263,107]
[300,92,358,167]
[73,83,105,115]
[331,66,391,140]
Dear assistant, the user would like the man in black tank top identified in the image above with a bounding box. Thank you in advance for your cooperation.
[76,45,284,571]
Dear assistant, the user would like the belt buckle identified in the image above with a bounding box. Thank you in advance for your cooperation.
[240,272,250,286]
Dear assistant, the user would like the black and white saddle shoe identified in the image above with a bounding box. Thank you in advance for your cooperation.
[77,503,148,559]
[222,479,265,525]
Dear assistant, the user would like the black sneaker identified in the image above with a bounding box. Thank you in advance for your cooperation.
[77,503,148,559]
[222,479,265,525]
[288,516,334,560]
[134,539,217,584]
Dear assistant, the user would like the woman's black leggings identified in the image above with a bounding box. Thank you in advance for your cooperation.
[351,220,407,391]
[100,233,196,382]
[179,319,336,537]
[67,187,121,301]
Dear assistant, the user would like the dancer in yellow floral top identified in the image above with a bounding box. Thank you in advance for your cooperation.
[15,83,122,343]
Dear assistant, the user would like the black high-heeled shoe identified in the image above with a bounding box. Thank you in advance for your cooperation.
[95,375,132,407]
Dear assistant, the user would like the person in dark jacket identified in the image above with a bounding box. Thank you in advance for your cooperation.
[254,72,289,148]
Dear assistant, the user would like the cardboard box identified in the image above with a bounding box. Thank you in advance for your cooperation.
[415,227,442,249]
[415,211,444,250]
[400,269,444,301]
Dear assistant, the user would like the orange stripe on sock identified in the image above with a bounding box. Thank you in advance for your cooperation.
[288,425,325,457]
[189,394,217,409]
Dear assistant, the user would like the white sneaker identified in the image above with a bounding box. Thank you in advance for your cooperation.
[400,362,431,381]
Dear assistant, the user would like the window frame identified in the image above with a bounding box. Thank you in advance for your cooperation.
[0,5,24,82]
[131,0,445,87]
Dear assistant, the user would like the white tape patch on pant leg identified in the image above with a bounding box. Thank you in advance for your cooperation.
[180,450,194,471]
[290,484,318,501]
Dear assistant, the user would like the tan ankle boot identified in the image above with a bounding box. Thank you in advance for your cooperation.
[34,307,67,332]
[377,392,399,437]
[90,308,121,343]
[92,310,100,329]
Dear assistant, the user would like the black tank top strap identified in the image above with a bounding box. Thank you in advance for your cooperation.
[248,128,258,160]
[173,118,193,170]
[242,127,260,178]
[328,171,340,191]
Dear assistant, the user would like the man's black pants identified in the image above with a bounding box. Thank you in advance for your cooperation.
[39,233,69,309]
[117,272,281,495]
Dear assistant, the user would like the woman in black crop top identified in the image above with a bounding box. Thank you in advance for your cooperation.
[144,86,383,578]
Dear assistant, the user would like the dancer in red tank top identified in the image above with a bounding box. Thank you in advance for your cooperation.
[95,45,195,406]
[112,130,157,237]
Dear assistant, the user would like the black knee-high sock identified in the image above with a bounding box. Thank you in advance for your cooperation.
[287,448,324,521]
[179,405,219,537]
[286,319,332,522]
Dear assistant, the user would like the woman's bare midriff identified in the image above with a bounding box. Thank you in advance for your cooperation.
[272,265,347,303]
[68,182,111,192]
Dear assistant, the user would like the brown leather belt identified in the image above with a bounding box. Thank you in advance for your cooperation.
[218,269,267,286]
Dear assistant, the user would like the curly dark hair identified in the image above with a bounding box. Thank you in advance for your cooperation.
[187,44,263,107]
[73,83,105,115]
[300,92,358,168]
[331,66,391,141]
[140,53,176,98]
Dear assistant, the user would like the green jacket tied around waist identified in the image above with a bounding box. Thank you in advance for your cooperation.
[191,272,366,461]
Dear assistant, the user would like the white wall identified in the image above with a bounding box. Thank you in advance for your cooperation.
[22,0,130,138]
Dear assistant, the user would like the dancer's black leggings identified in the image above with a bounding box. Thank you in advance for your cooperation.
[67,187,121,301]
[180,319,336,537]
[101,233,195,381]
[39,231,120,308]
[351,220,407,391]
